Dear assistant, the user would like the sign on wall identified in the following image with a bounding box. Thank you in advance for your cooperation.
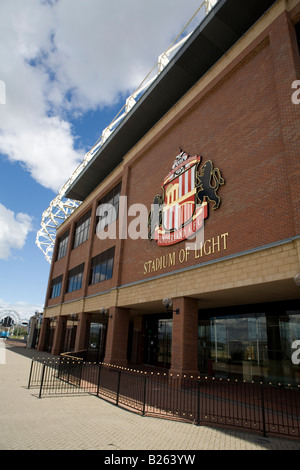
[148,151,225,246]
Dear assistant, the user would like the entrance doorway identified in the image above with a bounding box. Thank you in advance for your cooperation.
[87,323,107,362]
[143,315,172,368]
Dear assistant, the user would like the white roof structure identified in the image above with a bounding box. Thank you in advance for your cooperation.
[0,310,21,325]
[36,0,218,263]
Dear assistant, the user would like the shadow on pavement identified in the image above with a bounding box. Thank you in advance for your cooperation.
[4,339,57,361]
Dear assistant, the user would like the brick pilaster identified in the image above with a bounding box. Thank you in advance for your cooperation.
[51,316,67,356]
[37,317,50,352]
[74,313,91,352]
[104,307,130,366]
[169,297,199,377]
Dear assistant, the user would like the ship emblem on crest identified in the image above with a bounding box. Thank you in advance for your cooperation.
[148,151,225,246]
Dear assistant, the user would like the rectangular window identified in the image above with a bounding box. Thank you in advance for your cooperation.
[73,210,91,249]
[296,22,300,54]
[96,183,121,233]
[89,247,115,285]
[50,275,63,299]
[66,263,85,293]
[198,305,300,386]
[56,231,69,260]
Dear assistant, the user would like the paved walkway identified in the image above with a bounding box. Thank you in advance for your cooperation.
[1,341,300,451]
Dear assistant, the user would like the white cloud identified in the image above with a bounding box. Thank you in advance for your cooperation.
[0,0,83,192]
[0,116,82,191]
[0,0,204,192]
[0,299,43,321]
[0,203,33,260]
[48,0,202,110]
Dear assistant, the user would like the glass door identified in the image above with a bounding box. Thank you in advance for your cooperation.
[88,323,107,362]
[198,320,211,373]
[143,316,172,368]
[157,320,172,368]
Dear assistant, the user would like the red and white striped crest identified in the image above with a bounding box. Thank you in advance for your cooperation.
[150,151,223,247]
[162,164,197,232]
[151,154,207,246]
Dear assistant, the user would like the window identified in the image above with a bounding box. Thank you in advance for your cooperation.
[73,210,91,249]
[89,247,115,285]
[96,183,121,233]
[56,231,69,260]
[198,304,300,385]
[66,263,84,293]
[50,275,63,299]
[296,22,300,54]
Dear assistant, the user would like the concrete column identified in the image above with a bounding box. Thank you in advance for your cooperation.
[51,316,67,356]
[170,297,199,377]
[37,317,50,352]
[104,307,130,366]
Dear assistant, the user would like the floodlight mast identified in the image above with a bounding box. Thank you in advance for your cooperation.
[36,0,218,263]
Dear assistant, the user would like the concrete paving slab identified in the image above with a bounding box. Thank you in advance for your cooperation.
[1,341,300,451]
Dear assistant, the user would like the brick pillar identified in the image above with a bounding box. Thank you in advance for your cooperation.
[74,313,91,352]
[170,297,199,377]
[51,316,67,356]
[37,317,50,352]
[104,307,130,366]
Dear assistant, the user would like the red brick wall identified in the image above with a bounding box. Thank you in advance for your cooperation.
[104,307,130,365]
[170,297,199,376]
[119,10,300,286]
[45,7,300,307]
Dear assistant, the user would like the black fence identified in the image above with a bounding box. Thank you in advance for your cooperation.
[27,357,300,439]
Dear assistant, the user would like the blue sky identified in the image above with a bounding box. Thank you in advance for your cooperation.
[0,0,206,320]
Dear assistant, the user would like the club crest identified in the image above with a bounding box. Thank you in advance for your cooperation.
[148,151,225,246]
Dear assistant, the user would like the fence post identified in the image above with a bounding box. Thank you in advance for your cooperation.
[67,362,70,384]
[116,370,121,406]
[27,359,34,389]
[78,361,83,388]
[57,356,63,379]
[97,363,102,396]
[197,380,201,426]
[142,375,148,416]
[38,363,46,399]
[261,384,267,437]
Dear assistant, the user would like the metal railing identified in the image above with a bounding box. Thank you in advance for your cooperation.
[27,358,300,439]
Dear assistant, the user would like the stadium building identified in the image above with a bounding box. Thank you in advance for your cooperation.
[38,0,300,385]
